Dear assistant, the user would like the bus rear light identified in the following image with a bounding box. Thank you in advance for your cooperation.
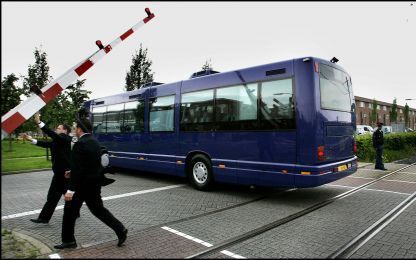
[353,141,357,154]
[317,146,326,161]
[314,62,319,73]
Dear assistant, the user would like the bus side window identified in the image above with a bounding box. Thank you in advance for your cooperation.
[106,103,124,133]
[92,106,107,134]
[260,78,295,130]
[215,83,258,131]
[180,89,214,131]
[124,100,145,132]
[149,95,175,132]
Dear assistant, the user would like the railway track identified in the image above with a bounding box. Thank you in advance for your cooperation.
[183,162,416,259]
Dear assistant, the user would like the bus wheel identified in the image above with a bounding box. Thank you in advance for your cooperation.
[188,154,213,190]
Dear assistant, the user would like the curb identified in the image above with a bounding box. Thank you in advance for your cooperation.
[2,168,52,175]
[10,229,53,256]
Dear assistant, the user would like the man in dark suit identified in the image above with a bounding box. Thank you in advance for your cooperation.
[373,122,387,170]
[22,112,74,223]
[54,118,127,249]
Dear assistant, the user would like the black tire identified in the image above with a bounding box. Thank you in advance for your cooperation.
[187,154,214,191]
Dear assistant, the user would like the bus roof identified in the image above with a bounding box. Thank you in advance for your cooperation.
[87,56,348,105]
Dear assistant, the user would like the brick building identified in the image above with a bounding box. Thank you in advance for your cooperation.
[354,96,416,129]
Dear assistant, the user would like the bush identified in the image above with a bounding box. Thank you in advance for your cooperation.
[356,132,416,162]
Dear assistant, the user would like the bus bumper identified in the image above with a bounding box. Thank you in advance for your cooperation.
[294,157,358,188]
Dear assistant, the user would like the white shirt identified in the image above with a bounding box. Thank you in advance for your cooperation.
[30,121,45,144]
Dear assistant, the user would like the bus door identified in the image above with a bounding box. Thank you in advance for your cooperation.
[146,83,181,176]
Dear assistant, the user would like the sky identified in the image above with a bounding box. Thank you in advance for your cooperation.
[2,2,416,108]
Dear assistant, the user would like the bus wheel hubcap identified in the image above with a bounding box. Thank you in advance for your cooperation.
[193,162,208,184]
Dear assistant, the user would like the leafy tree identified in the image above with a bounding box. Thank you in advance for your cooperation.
[125,44,154,91]
[389,98,398,123]
[61,79,91,125]
[20,47,52,134]
[404,103,410,128]
[370,98,378,125]
[1,74,22,117]
[1,74,25,151]
[202,59,213,71]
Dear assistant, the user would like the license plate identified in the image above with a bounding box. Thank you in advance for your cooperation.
[338,165,348,171]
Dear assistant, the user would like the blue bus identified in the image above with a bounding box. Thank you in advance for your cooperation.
[83,57,358,190]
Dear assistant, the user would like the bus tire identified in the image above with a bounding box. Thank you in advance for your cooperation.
[187,154,214,191]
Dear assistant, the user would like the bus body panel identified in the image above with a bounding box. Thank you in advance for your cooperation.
[85,57,357,189]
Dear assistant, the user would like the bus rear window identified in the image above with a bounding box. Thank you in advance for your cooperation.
[319,64,353,112]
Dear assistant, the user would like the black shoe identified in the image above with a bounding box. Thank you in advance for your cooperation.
[54,241,77,249]
[30,218,48,224]
[117,229,128,247]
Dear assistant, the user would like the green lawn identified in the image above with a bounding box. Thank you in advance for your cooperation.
[1,157,51,173]
[2,140,50,159]
[2,140,52,172]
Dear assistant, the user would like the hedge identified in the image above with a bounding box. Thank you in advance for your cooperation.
[356,132,416,162]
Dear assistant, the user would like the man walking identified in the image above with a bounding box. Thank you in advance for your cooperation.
[372,122,387,171]
[54,118,127,249]
[22,113,73,223]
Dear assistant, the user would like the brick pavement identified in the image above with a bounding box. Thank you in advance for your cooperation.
[2,160,415,258]
[352,201,416,259]
[223,190,408,258]
[2,170,260,254]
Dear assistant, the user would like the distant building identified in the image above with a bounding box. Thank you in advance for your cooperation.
[354,96,416,129]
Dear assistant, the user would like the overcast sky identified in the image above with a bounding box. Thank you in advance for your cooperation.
[2,2,415,108]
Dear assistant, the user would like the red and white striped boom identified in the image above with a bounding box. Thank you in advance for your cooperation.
[1,8,155,139]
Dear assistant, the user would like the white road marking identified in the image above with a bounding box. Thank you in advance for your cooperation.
[347,176,416,184]
[326,184,411,196]
[161,226,246,259]
[2,185,183,220]
[49,253,61,258]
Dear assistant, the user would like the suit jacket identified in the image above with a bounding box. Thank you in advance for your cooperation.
[35,125,72,174]
[68,133,103,191]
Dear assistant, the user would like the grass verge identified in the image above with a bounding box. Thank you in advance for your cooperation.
[1,157,51,173]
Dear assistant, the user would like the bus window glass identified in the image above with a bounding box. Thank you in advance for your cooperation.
[106,104,124,133]
[181,89,214,131]
[319,64,352,112]
[92,106,107,134]
[124,100,145,132]
[260,78,295,130]
[216,84,258,130]
[149,95,175,132]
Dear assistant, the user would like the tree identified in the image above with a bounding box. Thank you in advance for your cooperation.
[61,79,92,125]
[201,59,213,71]
[404,103,410,128]
[20,47,52,134]
[1,74,22,117]
[389,98,398,123]
[370,98,378,125]
[1,74,25,151]
[124,44,154,91]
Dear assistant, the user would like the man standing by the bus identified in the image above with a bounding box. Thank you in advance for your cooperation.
[373,122,387,171]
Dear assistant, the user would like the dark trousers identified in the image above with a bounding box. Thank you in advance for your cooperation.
[62,182,125,243]
[38,175,66,221]
[375,145,384,169]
